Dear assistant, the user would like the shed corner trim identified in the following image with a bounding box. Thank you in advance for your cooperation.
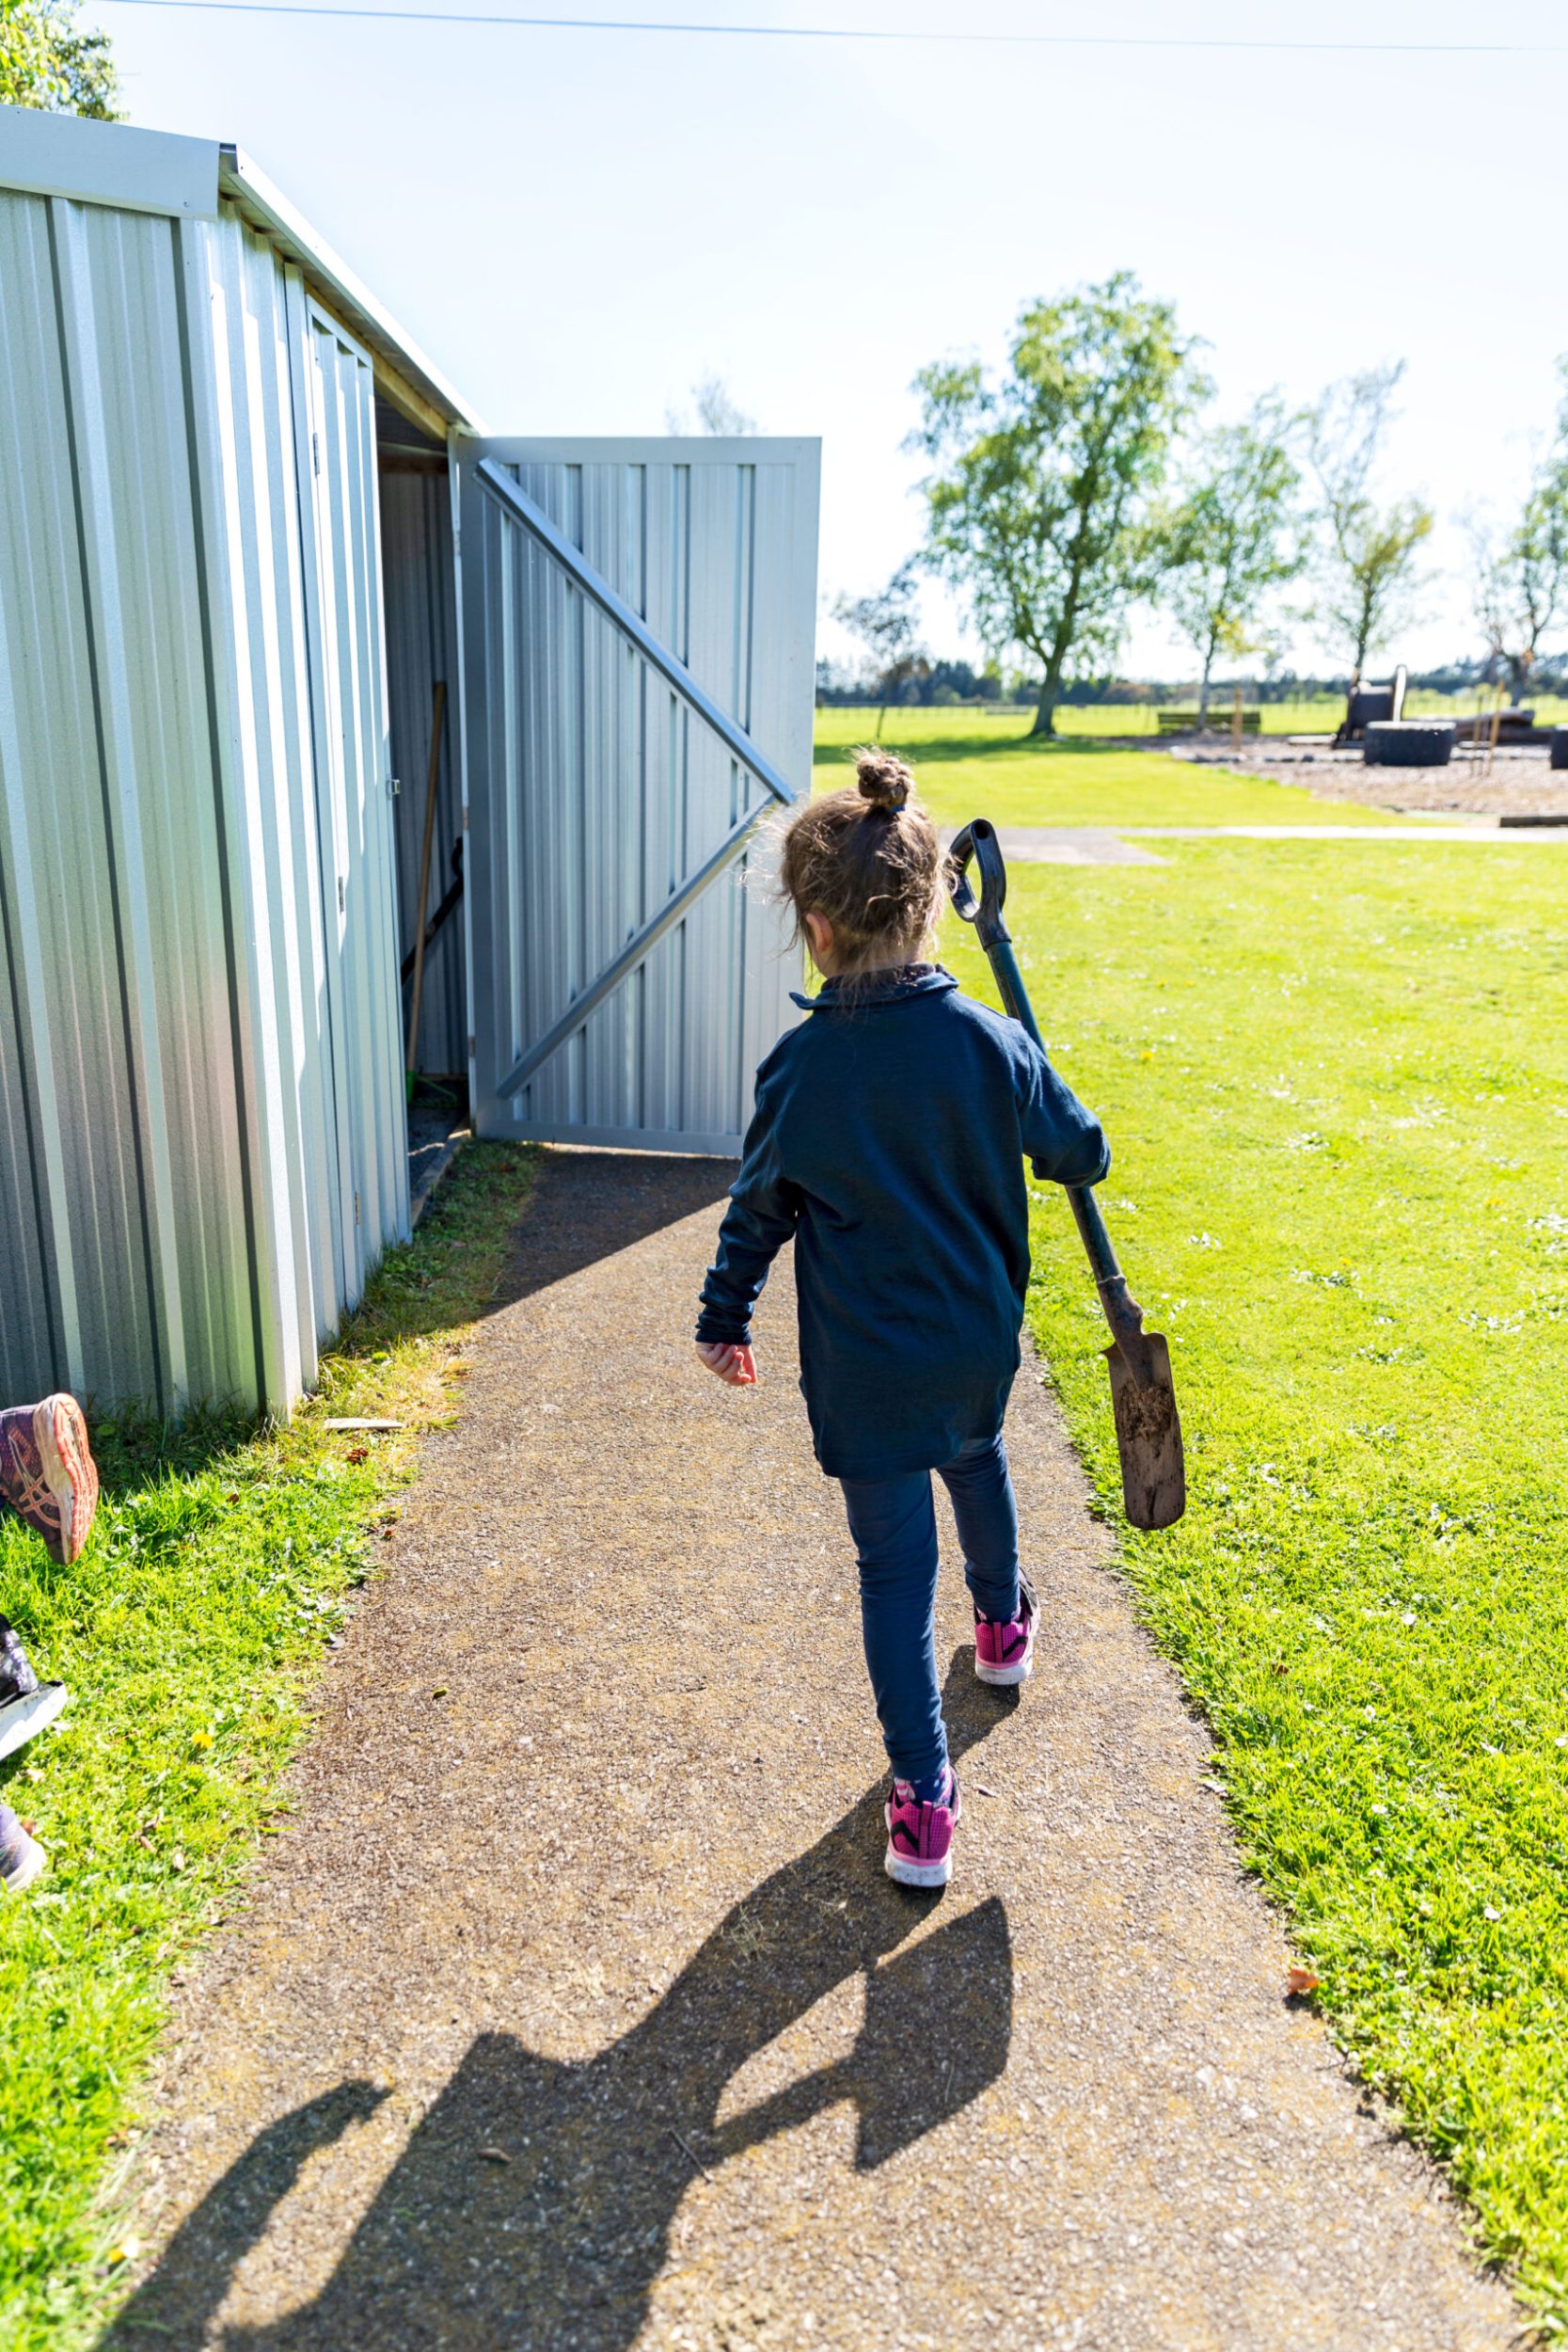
[0,103,220,218]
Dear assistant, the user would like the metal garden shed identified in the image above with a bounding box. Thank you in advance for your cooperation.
[0,104,819,1421]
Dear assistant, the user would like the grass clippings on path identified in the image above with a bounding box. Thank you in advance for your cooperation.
[814,705,1390,830]
[943,840,1568,2326]
[0,1142,534,2352]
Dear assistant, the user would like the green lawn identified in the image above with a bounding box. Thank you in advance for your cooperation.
[0,1141,535,2352]
[814,706,1391,829]
[11,705,1563,2331]
[942,839,1568,2324]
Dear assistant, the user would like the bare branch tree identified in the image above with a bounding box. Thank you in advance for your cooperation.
[832,564,925,740]
[1305,364,1433,676]
[664,374,757,437]
[1464,362,1568,696]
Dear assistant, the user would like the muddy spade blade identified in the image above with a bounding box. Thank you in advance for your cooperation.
[1069,1186,1188,1532]
[1105,1327,1186,1532]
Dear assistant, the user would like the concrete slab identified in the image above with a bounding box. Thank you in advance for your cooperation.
[991,826,1167,866]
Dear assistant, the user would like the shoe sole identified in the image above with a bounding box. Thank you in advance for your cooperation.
[0,1683,67,1763]
[2,1833,48,1895]
[884,1846,952,1889]
[974,1653,1034,1687]
[35,1396,98,1565]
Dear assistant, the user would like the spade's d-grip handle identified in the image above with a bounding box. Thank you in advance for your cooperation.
[946,818,1011,955]
[947,822,1042,1050]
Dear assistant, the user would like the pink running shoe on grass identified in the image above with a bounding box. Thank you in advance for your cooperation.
[974,1568,1038,1688]
[0,1395,99,1565]
[884,1766,961,1889]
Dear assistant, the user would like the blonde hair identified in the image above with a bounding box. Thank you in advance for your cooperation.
[777,748,944,978]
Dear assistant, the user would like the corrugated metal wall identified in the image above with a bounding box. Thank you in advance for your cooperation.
[461,438,819,1153]
[0,183,407,1415]
[380,445,466,1075]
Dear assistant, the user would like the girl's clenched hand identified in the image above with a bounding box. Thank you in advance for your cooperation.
[696,1341,757,1387]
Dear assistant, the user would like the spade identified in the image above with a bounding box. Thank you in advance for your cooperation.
[946,818,1185,1531]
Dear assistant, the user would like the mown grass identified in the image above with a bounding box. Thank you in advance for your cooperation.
[941,839,1568,2323]
[0,1141,535,2352]
[814,705,1390,829]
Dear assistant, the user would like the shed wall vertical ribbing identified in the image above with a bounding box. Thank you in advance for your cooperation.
[0,183,406,1414]
[461,438,818,1154]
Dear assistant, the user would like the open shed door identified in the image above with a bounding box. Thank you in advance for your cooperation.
[458,437,820,1153]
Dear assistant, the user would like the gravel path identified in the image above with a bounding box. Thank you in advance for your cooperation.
[1167,738,1568,818]
[108,1150,1521,2352]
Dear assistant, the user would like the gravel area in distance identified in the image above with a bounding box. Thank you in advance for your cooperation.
[1167,737,1568,818]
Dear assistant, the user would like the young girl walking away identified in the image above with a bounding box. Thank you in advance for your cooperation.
[695,750,1108,1888]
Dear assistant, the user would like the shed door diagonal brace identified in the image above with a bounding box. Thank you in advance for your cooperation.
[473,457,797,1104]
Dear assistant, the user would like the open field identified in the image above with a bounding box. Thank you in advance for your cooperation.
[814,706,1392,829]
[941,825,1568,2325]
[0,1143,535,2352]
[822,695,1568,739]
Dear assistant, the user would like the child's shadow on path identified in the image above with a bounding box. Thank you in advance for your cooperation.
[106,1657,1015,2351]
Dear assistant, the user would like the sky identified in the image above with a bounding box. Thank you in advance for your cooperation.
[86,0,1568,680]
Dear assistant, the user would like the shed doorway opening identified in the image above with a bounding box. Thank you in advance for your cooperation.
[375,400,468,1200]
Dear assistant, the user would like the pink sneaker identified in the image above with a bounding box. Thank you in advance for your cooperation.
[0,1395,100,1565]
[974,1570,1038,1688]
[884,1766,961,1889]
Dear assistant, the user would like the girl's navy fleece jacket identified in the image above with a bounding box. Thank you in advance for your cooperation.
[695,965,1109,1480]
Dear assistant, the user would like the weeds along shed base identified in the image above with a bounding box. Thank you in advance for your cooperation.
[0,106,820,1419]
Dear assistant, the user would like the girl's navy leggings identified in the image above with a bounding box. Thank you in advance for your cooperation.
[838,1433,1022,1797]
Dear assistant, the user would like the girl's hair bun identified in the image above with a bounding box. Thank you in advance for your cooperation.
[854,748,914,812]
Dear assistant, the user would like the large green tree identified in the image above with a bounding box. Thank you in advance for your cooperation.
[1,0,119,116]
[1160,399,1303,723]
[910,273,1203,738]
[1305,363,1432,677]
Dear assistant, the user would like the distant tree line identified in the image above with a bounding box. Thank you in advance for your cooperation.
[816,656,1006,710]
[834,276,1568,737]
[816,656,1568,712]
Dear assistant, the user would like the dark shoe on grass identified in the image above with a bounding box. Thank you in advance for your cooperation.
[0,1617,66,1762]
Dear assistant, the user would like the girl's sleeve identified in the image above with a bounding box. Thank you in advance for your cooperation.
[1017,1040,1111,1187]
[695,1064,801,1345]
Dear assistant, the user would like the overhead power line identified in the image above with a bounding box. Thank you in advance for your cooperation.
[89,0,1568,53]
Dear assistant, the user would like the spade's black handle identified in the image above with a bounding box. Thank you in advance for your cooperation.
[946,817,1152,1374]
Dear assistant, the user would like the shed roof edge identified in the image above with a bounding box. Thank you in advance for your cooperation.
[219,146,483,435]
